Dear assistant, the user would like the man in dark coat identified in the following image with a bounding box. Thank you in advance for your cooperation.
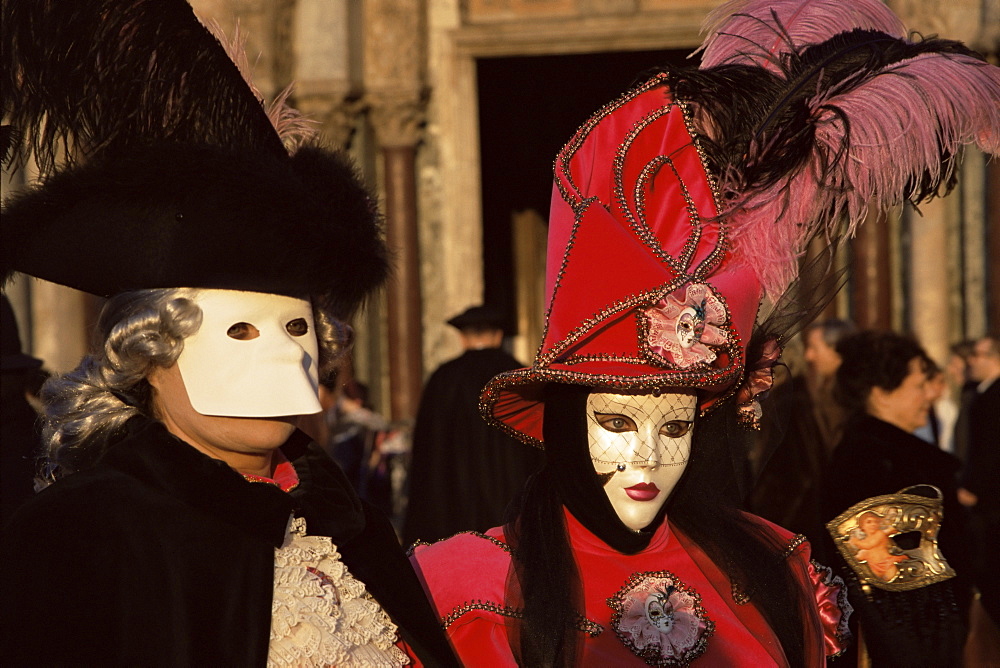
[2,417,456,666]
[402,306,543,545]
[750,318,855,561]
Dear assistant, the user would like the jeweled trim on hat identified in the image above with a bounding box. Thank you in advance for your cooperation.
[536,80,734,372]
[536,276,687,367]
[479,357,745,448]
[611,98,726,280]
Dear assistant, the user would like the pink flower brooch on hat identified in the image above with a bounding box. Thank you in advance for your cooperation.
[644,283,729,368]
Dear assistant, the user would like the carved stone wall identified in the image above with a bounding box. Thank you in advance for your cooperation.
[9,0,990,404]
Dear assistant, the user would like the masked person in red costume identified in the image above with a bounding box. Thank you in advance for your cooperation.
[0,1,457,665]
[407,0,1000,665]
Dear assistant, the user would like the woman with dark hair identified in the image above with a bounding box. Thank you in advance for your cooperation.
[0,1,456,665]
[822,331,971,666]
[406,0,1000,662]
[406,69,853,663]
[824,331,965,545]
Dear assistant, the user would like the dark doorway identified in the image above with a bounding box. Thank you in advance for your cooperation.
[477,48,696,335]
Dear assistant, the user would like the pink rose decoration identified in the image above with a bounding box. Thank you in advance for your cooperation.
[645,283,728,368]
[608,572,713,666]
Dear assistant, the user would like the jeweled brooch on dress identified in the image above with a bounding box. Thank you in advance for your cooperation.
[607,570,714,666]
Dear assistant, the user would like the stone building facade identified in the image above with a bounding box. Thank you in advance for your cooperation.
[4,0,998,422]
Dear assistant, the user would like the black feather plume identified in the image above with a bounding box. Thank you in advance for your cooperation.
[681,1,1000,298]
[2,0,284,174]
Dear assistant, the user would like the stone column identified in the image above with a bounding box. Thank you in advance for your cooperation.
[850,212,893,330]
[364,1,427,422]
[292,0,361,149]
[368,98,425,422]
[884,0,997,341]
[987,158,1000,335]
[910,196,957,364]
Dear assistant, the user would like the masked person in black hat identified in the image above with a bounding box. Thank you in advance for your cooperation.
[0,1,456,665]
[402,305,542,545]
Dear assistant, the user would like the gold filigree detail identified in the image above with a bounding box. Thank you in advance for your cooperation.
[826,486,955,592]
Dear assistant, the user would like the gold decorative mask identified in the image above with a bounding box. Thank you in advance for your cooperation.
[826,485,954,592]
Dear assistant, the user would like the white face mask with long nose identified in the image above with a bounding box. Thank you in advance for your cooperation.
[176,289,322,418]
[587,391,696,531]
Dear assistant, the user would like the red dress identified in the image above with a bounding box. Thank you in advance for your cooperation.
[410,508,848,666]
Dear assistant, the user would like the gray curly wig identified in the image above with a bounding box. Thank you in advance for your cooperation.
[39,288,351,484]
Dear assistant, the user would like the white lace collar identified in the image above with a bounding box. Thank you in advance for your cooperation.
[268,516,410,667]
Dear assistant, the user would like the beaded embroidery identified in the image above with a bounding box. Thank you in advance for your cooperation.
[477,74,750,448]
[441,600,603,638]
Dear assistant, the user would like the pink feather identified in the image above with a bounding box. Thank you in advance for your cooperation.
[206,19,318,152]
[697,0,906,71]
[727,51,1000,299]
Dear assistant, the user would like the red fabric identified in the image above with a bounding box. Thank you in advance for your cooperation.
[482,76,765,446]
[410,510,845,666]
[241,451,300,492]
[396,639,422,667]
[409,531,514,667]
[807,559,851,659]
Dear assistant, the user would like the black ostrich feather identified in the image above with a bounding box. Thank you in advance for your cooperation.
[1,0,284,174]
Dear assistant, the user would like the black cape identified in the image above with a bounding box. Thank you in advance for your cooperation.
[0,375,42,525]
[402,348,542,545]
[1,417,457,667]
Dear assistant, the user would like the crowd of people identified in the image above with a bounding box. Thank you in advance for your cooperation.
[2,0,999,666]
[751,325,1000,664]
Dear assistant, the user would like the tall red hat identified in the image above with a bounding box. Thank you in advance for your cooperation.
[481,0,1000,448]
[481,74,762,447]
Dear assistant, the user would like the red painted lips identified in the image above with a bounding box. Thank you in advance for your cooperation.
[625,482,660,501]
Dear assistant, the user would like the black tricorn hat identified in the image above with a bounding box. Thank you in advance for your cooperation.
[1,0,388,319]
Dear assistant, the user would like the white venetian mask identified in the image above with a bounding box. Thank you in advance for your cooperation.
[587,391,696,531]
[176,289,322,418]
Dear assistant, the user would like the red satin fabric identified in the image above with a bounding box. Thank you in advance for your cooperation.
[808,559,851,659]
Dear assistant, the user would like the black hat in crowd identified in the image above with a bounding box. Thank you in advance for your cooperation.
[1,0,388,319]
[446,305,507,332]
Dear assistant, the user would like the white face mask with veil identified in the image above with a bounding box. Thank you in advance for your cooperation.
[587,391,696,531]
